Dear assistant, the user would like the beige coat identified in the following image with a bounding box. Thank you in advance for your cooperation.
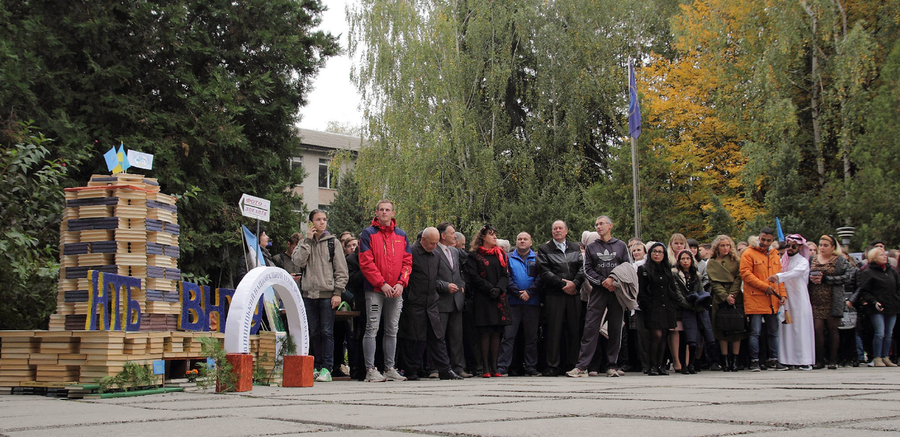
[291,233,349,300]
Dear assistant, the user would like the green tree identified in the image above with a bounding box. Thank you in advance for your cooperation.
[0,0,337,288]
[851,40,900,247]
[0,124,67,329]
[327,170,371,237]
[349,0,679,238]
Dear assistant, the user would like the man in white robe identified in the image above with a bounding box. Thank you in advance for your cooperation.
[768,234,816,369]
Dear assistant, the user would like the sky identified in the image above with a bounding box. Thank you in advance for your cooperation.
[298,0,364,132]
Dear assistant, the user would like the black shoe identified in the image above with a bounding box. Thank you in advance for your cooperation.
[648,367,659,376]
[524,368,540,376]
[659,367,669,375]
[542,367,559,377]
[749,361,761,372]
[687,363,697,374]
[406,372,420,381]
[768,360,789,371]
[508,368,521,377]
[439,369,464,380]
[709,362,722,371]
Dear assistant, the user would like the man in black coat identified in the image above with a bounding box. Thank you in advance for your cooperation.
[397,227,463,380]
[536,220,585,376]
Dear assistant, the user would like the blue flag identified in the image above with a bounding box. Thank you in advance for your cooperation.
[103,147,119,172]
[242,225,266,267]
[628,60,642,139]
[117,143,131,171]
[775,217,785,242]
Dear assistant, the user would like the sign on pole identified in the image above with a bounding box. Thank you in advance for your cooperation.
[239,194,271,222]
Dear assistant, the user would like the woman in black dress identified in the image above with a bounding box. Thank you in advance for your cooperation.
[638,242,684,375]
[465,224,511,377]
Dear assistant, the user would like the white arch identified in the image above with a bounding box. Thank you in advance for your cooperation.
[224,266,309,355]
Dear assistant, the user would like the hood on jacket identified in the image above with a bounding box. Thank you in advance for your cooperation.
[372,217,397,233]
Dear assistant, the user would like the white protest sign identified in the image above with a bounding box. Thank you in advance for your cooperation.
[239,193,271,222]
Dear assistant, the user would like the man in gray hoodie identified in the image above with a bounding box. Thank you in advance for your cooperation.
[567,215,631,378]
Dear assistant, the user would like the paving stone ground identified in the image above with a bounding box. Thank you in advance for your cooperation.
[2,367,899,436]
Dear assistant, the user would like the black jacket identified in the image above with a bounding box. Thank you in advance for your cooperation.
[638,262,683,330]
[536,240,585,297]
[857,263,900,315]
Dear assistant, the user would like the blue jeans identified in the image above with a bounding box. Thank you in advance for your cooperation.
[870,313,897,358]
[748,314,779,362]
[304,297,335,370]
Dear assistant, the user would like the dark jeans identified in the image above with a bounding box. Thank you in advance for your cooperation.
[749,314,779,362]
[304,297,335,370]
[498,304,540,373]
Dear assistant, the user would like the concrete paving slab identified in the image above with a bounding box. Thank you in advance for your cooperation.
[3,417,332,437]
[473,398,690,415]
[617,398,898,426]
[254,402,558,428]
[739,427,899,436]
[0,399,201,432]
[843,417,900,432]
[409,415,776,437]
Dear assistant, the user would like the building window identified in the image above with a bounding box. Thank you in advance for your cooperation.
[290,157,303,186]
[318,158,331,189]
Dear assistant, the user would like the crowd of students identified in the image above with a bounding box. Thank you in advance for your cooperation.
[245,202,899,381]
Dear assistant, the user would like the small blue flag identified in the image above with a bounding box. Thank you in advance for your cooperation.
[776,217,785,242]
[206,357,216,369]
[628,60,642,139]
[152,360,166,375]
[104,147,118,172]
[117,143,131,171]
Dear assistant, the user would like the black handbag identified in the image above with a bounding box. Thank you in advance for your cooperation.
[716,303,746,335]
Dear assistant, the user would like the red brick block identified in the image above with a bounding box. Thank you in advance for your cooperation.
[282,354,314,387]
[225,353,253,392]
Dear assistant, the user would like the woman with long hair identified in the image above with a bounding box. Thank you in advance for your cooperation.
[707,235,746,371]
[465,224,512,377]
[666,233,689,372]
[808,235,856,369]
[857,247,900,367]
[674,249,713,374]
[638,242,686,375]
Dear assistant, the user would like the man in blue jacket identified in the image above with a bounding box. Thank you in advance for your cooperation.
[498,232,541,376]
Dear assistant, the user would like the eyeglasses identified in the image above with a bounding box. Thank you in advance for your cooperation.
[651,249,665,254]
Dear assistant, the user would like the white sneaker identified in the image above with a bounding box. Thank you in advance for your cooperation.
[566,368,589,378]
[365,367,386,382]
[606,368,624,377]
[383,367,407,381]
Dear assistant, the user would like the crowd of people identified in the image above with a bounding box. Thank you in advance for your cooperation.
[240,200,900,382]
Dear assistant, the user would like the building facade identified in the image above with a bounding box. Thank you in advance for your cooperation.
[290,129,361,212]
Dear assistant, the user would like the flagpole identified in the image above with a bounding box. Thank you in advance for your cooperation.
[631,135,641,240]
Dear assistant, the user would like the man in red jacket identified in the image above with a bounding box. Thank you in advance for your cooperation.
[358,199,413,382]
